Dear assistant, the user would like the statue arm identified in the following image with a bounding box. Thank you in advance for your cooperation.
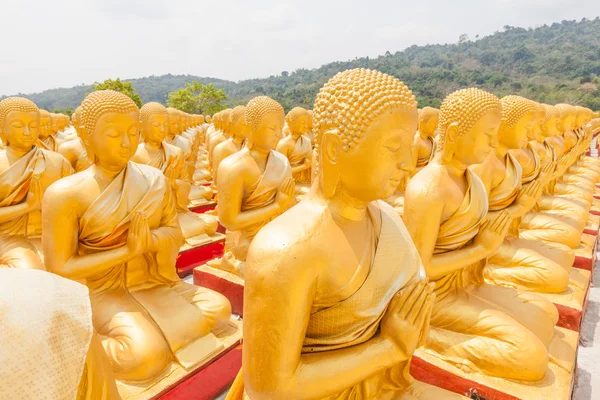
[404,184,490,281]
[43,184,133,281]
[0,202,32,224]
[243,242,403,400]
[217,164,283,232]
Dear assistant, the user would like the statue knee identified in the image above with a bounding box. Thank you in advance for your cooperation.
[211,291,233,330]
[513,336,549,381]
[106,327,172,381]
[545,263,570,293]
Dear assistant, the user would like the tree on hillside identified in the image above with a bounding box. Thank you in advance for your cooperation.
[51,108,74,116]
[91,78,143,107]
[167,81,228,115]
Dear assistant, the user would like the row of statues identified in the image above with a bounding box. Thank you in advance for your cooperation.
[1,67,599,399]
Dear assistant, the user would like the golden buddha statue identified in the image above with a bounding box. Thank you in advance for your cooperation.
[58,107,93,172]
[404,88,557,381]
[412,106,439,174]
[305,109,315,144]
[0,97,73,255]
[132,102,217,241]
[469,95,572,293]
[208,108,232,172]
[43,90,231,383]
[37,109,61,151]
[276,107,312,199]
[212,106,248,186]
[207,96,295,277]
[228,68,468,400]
[567,106,600,179]
[165,107,212,202]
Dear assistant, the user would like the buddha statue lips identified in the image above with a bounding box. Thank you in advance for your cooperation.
[404,88,557,382]
[227,69,463,400]
[43,90,231,383]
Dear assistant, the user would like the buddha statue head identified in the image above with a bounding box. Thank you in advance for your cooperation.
[285,107,309,138]
[307,110,314,132]
[39,110,52,140]
[212,112,220,131]
[199,115,205,125]
[230,105,248,141]
[555,103,576,133]
[166,107,181,137]
[50,113,60,135]
[140,102,169,145]
[0,97,40,152]
[530,102,546,142]
[540,105,561,138]
[221,109,232,137]
[79,90,140,170]
[71,107,82,136]
[313,68,418,201]
[206,114,212,124]
[245,96,285,153]
[574,106,588,129]
[437,88,501,166]
[498,95,537,150]
[419,106,439,138]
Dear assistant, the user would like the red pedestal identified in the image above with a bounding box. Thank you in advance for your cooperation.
[177,241,225,278]
[194,268,244,317]
[158,346,242,400]
[190,202,217,214]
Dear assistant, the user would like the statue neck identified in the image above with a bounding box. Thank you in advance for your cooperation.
[144,139,162,150]
[232,135,245,145]
[6,145,32,159]
[92,162,125,184]
[436,152,468,177]
[495,144,509,159]
[317,185,369,222]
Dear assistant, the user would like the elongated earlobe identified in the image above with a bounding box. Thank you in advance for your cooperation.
[320,130,341,198]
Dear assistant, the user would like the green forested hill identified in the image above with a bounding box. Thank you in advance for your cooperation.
[6,17,600,111]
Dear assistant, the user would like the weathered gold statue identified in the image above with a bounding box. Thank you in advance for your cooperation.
[43,90,231,383]
[276,107,312,199]
[58,107,93,172]
[212,105,248,186]
[0,97,73,257]
[37,109,61,152]
[404,88,557,381]
[132,102,217,242]
[412,106,439,174]
[208,96,295,277]
[228,68,465,400]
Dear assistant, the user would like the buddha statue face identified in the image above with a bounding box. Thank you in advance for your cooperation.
[498,96,537,150]
[206,115,212,124]
[307,110,314,132]
[530,106,545,142]
[285,107,309,137]
[555,104,575,133]
[0,97,40,152]
[419,107,439,137]
[574,107,587,129]
[245,97,285,153]
[221,109,232,136]
[39,110,52,140]
[314,69,418,202]
[541,106,560,138]
[140,103,169,144]
[80,90,140,170]
[230,106,248,140]
[166,108,180,136]
[438,88,501,166]
[72,108,82,135]
[50,114,60,134]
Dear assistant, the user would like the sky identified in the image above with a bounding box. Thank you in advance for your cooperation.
[1,0,599,96]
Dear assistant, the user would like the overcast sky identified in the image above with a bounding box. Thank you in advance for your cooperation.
[1,0,598,96]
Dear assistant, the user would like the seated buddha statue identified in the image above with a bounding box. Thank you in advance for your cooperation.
[207,96,295,277]
[55,114,74,141]
[404,88,557,381]
[208,108,232,171]
[569,106,600,178]
[0,97,73,255]
[276,107,313,199]
[165,107,212,202]
[305,109,315,144]
[470,96,572,293]
[132,102,218,241]
[228,68,463,400]
[212,105,248,186]
[58,107,93,172]
[523,103,588,233]
[37,110,61,152]
[412,106,439,175]
[43,90,231,382]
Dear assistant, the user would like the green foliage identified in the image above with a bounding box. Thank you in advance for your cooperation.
[9,18,600,112]
[50,108,74,116]
[91,78,143,107]
[166,82,228,115]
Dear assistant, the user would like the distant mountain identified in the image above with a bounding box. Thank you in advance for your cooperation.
[5,17,600,112]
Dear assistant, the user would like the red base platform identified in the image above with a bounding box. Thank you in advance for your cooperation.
[190,201,217,214]
[177,240,225,278]
[194,266,244,317]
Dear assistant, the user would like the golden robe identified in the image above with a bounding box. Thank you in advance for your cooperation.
[230,202,432,400]
[288,135,312,184]
[415,136,436,170]
[428,170,557,380]
[485,154,571,293]
[37,135,60,152]
[79,162,230,381]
